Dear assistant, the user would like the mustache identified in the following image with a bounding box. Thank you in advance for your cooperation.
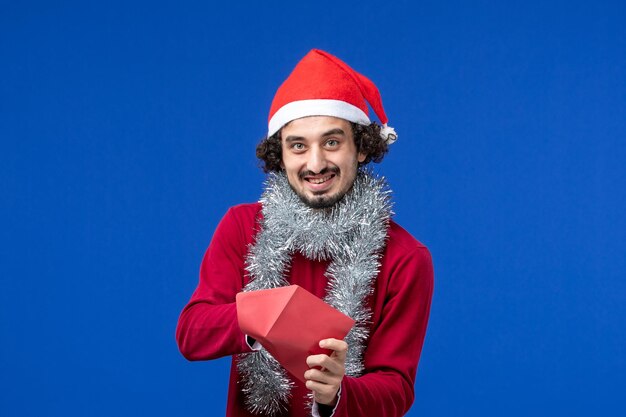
[298,167,340,180]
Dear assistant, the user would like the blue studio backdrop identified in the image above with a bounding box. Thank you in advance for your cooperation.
[1,1,624,416]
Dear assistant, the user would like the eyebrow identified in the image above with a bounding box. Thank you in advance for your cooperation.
[283,128,346,143]
[321,128,346,137]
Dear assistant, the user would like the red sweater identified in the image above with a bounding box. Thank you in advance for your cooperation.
[176,203,434,417]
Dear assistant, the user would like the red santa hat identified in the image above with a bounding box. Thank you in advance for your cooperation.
[268,49,397,144]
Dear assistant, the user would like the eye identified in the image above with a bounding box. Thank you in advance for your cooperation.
[290,143,305,151]
[325,139,339,147]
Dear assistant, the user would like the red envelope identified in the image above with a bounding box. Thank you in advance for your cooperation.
[236,285,355,383]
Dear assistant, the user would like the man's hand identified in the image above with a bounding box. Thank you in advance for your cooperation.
[304,338,348,405]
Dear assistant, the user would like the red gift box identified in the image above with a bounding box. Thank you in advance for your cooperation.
[236,285,355,382]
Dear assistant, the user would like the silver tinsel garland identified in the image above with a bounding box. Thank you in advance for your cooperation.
[237,170,393,416]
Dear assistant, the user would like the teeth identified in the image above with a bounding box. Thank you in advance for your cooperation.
[308,175,332,184]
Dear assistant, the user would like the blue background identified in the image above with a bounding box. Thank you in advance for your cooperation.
[1,1,624,416]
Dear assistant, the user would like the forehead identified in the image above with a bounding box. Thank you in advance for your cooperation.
[281,116,352,138]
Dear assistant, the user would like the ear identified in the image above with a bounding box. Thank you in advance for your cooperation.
[357,152,367,163]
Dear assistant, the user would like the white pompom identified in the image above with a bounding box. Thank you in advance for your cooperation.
[380,124,398,144]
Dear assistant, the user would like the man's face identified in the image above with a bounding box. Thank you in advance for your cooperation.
[280,116,366,209]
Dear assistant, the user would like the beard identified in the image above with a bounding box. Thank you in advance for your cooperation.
[294,188,346,209]
[289,167,353,209]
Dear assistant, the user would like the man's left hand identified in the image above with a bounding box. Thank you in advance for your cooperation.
[304,338,348,405]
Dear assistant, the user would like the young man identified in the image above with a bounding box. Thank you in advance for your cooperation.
[176,49,434,417]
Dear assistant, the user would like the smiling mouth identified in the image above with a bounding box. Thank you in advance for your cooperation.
[306,174,335,184]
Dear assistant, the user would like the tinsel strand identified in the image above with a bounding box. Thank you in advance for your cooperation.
[237,170,392,415]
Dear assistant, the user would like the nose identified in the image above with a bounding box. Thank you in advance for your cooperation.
[306,146,327,174]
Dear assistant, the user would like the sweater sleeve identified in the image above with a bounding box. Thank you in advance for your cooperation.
[176,207,255,361]
[333,246,434,417]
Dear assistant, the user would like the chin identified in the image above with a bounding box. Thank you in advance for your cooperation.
[298,191,345,209]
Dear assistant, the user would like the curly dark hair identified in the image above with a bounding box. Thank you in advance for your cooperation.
[255,121,389,173]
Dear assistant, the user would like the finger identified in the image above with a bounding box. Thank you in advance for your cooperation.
[320,338,348,361]
[306,354,343,375]
[306,353,329,368]
[304,368,338,384]
[305,379,339,401]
